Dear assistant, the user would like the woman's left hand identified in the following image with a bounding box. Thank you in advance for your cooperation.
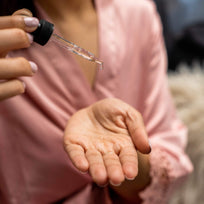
[64,98,151,186]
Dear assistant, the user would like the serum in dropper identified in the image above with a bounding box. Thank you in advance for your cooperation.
[32,19,103,69]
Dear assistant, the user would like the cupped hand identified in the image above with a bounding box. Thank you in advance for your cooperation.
[0,9,39,101]
[64,98,151,186]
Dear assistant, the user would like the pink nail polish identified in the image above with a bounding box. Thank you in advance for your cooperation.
[27,33,33,44]
[29,61,38,73]
[24,17,39,27]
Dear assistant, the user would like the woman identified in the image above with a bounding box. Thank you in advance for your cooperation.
[0,0,193,203]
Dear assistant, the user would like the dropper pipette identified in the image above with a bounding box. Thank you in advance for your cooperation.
[51,33,103,69]
[32,19,103,69]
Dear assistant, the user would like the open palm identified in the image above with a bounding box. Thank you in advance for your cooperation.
[64,98,150,186]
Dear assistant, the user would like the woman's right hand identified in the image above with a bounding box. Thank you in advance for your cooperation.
[0,9,39,101]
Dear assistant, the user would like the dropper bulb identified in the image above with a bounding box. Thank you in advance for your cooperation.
[32,19,54,46]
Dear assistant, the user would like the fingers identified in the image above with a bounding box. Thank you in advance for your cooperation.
[0,57,38,101]
[0,15,39,32]
[0,58,38,79]
[86,150,107,186]
[65,143,89,172]
[86,149,137,186]
[126,110,151,154]
[103,152,124,186]
[12,9,33,17]
[0,9,38,101]
[119,146,138,180]
[65,145,136,186]
[64,141,138,186]
[64,142,108,185]
[0,15,39,56]
[0,79,25,101]
[0,28,33,55]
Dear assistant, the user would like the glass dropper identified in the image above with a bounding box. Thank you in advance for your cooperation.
[51,33,103,69]
[32,19,103,69]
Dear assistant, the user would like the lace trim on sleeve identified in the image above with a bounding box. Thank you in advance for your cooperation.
[139,148,182,204]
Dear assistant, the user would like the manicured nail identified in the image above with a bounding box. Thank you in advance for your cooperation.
[27,33,33,43]
[24,17,39,27]
[110,181,121,187]
[29,61,38,73]
[125,176,135,181]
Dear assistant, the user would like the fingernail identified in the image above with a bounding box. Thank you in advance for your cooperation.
[125,176,135,181]
[29,61,38,73]
[27,33,33,43]
[79,170,88,175]
[98,183,108,188]
[24,17,39,27]
[110,181,121,187]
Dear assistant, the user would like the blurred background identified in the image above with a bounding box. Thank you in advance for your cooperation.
[154,0,204,71]
[153,0,204,203]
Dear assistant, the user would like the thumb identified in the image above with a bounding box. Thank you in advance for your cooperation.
[12,9,33,17]
[12,9,39,33]
[125,109,151,154]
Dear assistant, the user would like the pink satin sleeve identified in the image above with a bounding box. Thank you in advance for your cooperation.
[138,3,193,203]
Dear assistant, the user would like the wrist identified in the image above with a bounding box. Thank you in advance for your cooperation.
[109,153,151,202]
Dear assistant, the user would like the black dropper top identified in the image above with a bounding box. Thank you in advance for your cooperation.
[32,19,54,46]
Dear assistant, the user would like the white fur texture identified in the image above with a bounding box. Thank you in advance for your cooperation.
[168,63,204,204]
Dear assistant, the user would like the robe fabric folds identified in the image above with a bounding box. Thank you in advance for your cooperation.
[0,0,193,203]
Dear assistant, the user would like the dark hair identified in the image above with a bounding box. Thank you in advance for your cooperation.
[0,0,36,16]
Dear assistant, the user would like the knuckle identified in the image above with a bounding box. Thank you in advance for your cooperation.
[9,16,21,28]
[16,57,32,75]
[16,57,27,67]
[135,111,144,124]
[135,110,142,119]
[137,111,142,118]
[63,139,71,149]
[13,28,24,39]
[63,143,69,153]
[15,80,25,94]
[13,28,30,47]
[86,150,99,157]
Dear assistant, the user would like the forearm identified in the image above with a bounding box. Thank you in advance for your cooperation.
[110,152,151,203]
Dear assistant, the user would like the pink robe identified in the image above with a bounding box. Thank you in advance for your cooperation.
[0,0,193,203]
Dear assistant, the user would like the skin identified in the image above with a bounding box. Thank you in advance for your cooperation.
[0,9,38,101]
[1,0,151,202]
[64,98,151,202]
[36,0,98,87]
